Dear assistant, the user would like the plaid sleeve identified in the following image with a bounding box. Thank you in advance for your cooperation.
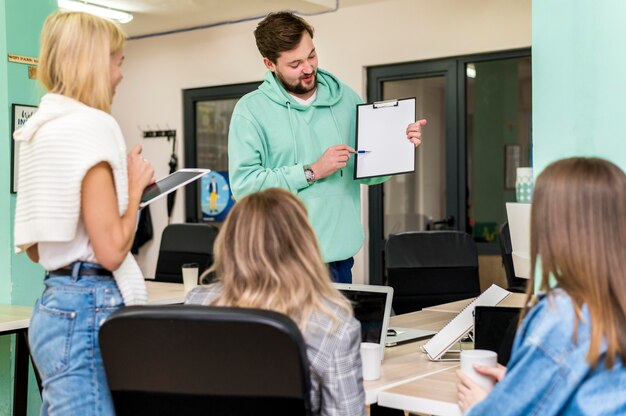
[318,317,366,416]
[184,285,220,305]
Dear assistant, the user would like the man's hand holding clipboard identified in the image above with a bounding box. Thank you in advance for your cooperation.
[353,97,426,179]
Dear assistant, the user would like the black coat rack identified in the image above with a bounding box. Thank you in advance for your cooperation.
[143,129,177,219]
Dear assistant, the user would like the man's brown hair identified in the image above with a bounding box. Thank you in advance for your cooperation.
[254,12,314,63]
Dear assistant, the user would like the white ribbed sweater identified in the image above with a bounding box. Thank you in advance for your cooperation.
[14,93,147,305]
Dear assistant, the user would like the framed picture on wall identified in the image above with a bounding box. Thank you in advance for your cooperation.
[11,104,38,193]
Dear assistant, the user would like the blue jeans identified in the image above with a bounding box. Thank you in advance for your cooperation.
[29,262,123,416]
[328,257,354,284]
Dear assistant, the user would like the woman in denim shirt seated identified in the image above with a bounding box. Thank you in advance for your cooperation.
[458,157,626,415]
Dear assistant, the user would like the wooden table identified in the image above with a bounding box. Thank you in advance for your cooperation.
[378,366,461,416]
[0,305,35,416]
[145,280,187,305]
[365,310,457,404]
[375,291,529,415]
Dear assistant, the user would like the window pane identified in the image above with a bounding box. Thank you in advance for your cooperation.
[382,76,446,239]
[195,98,238,171]
[466,57,532,244]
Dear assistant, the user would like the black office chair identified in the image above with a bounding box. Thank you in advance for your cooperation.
[154,223,218,284]
[99,305,312,416]
[498,222,528,293]
[385,231,481,314]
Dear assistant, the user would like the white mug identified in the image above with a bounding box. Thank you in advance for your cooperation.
[181,263,199,293]
[460,349,498,392]
[360,342,382,381]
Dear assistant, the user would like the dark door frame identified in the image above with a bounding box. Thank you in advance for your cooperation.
[182,81,260,222]
[367,48,531,284]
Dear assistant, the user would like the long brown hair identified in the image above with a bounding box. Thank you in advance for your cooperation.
[254,12,314,63]
[525,157,626,367]
[200,188,352,331]
[38,11,125,113]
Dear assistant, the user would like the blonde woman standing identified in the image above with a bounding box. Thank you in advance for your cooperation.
[186,188,365,416]
[14,12,153,415]
[457,157,626,415]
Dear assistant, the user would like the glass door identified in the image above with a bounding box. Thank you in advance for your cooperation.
[367,60,459,284]
[367,50,531,285]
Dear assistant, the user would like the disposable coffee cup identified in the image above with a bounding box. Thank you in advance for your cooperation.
[460,349,498,392]
[516,167,534,203]
[360,342,382,381]
[181,263,199,293]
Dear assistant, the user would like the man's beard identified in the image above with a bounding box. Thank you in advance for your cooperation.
[276,70,317,95]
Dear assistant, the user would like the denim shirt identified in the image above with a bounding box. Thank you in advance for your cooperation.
[466,289,626,415]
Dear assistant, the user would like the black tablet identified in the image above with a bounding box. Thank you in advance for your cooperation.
[474,306,521,365]
[140,169,209,208]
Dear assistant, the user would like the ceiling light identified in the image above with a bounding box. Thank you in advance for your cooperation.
[57,0,134,24]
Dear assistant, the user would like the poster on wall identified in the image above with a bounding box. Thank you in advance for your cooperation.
[201,171,235,222]
[11,104,38,193]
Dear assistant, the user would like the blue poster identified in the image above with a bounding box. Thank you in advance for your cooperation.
[201,171,235,222]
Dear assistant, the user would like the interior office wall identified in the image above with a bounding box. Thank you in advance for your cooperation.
[112,0,531,283]
[1,1,10,306]
[1,4,10,413]
[532,0,626,175]
[1,2,56,413]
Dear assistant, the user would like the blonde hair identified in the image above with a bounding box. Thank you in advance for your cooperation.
[201,188,352,331]
[525,157,626,367]
[38,11,126,113]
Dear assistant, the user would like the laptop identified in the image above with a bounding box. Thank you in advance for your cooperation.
[334,283,436,353]
[334,283,392,359]
[474,306,521,365]
[385,326,436,347]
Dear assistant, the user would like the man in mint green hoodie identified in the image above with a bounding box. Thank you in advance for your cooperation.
[228,12,426,283]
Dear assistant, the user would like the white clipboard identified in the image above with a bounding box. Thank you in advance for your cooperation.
[354,97,416,179]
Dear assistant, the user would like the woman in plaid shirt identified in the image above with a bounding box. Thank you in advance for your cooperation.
[186,188,366,415]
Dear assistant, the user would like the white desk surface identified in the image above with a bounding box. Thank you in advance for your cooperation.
[0,305,32,333]
[365,309,457,404]
[0,281,186,334]
[145,280,187,305]
[377,366,461,416]
[375,292,528,415]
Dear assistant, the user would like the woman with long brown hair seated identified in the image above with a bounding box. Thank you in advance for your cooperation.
[186,188,365,416]
[457,157,626,415]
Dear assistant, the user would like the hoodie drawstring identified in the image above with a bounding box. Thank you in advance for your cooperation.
[286,101,299,165]
[329,106,344,177]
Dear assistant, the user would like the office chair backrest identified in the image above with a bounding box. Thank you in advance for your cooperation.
[385,231,481,313]
[498,222,527,293]
[154,223,218,283]
[100,305,312,416]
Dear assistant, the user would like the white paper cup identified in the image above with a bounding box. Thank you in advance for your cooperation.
[360,342,382,381]
[460,349,498,392]
[182,263,199,293]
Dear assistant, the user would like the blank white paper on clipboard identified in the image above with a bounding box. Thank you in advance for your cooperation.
[354,97,416,179]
